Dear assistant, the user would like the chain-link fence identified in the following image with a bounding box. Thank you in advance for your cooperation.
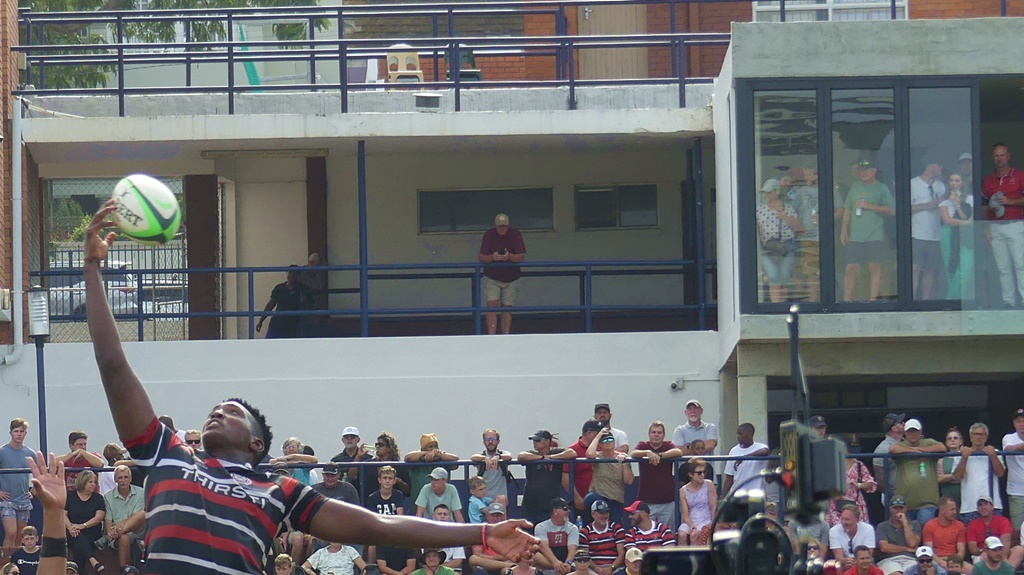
[41,177,188,343]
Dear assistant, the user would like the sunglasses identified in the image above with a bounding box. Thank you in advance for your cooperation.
[807,546,819,551]
[918,559,933,564]
[693,469,706,475]
[375,442,387,447]
[186,439,202,445]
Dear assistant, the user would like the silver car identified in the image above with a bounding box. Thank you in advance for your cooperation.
[48,263,138,318]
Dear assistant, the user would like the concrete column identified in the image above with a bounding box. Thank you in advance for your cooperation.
[719,364,739,452]
[737,374,768,445]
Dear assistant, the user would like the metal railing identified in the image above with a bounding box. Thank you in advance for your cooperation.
[30,258,718,340]
[5,450,1016,526]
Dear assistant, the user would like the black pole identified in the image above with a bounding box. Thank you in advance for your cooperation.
[35,338,48,456]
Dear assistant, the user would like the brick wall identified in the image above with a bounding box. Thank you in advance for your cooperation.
[908,0,1013,18]
[0,0,17,345]
[647,2,751,79]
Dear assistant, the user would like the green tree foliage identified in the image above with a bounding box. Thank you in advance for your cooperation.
[20,0,328,89]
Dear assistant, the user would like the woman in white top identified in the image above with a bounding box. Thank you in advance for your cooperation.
[677,457,717,546]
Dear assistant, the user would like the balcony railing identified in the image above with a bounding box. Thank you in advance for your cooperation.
[30,258,719,341]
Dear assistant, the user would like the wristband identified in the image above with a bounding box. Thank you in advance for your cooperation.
[481,524,491,554]
[41,536,67,557]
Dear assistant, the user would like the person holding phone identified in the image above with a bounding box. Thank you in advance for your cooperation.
[478,213,527,335]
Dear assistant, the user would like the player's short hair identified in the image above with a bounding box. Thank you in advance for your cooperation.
[10,418,28,432]
[275,554,294,568]
[468,476,487,490]
[378,465,396,478]
[20,525,37,537]
[946,555,964,566]
[225,397,273,466]
[648,421,666,433]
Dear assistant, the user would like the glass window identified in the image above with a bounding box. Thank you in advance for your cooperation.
[833,88,896,303]
[907,88,973,303]
[753,0,906,22]
[575,184,658,230]
[753,90,818,304]
[418,188,554,233]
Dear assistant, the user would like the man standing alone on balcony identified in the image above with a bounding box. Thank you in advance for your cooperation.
[479,213,527,335]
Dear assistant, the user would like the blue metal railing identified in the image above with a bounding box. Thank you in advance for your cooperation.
[31,258,719,340]
[6,451,1016,527]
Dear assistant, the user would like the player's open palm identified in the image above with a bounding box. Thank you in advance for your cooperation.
[27,451,66,512]
[84,200,119,263]
[486,520,540,562]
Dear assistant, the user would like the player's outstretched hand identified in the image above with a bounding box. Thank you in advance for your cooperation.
[486,519,540,562]
[27,451,66,512]
[84,200,119,264]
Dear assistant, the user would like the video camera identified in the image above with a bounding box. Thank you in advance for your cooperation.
[642,307,846,575]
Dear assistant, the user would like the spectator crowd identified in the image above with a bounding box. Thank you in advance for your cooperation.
[3,404,1024,575]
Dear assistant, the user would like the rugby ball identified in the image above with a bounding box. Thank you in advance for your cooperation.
[111,174,181,245]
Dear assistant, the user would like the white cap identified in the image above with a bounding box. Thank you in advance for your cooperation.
[429,467,449,480]
[959,153,973,162]
[904,418,922,431]
[342,426,360,436]
[625,548,643,562]
[915,546,934,559]
[985,536,1004,550]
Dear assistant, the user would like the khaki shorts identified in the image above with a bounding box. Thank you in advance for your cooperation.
[482,276,518,306]
[800,240,821,277]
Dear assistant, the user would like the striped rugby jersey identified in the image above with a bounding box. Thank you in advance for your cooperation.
[580,522,625,567]
[623,522,675,551]
[124,419,326,575]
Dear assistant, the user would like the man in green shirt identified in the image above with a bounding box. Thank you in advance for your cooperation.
[841,160,895,301]
[890,419,946,524]
[101,464,146,570]
[974,537,1015,575]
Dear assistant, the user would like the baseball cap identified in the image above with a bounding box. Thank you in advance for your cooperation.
[760,179,781,193]
[883,413,906,431]
[582,420,603,434]
[494,213,510,226]
[529,429,553,441]
[121,568,140,575]
[624,501,650,514]
[985,536,1004,550]
[978,494,994,505]
[550,497,570,510]
[322,463,341,475]
[429,467,449,480]
[1016,408,1024,420]
[686,399,702,409]
[890,495,907,508]
[809,415,826,428]
[625,548,644,562]
[915,547,934,559]
[859,159,877,169]
[904,418,922,431]
[594,403,611,412]
[575,553,592,562]
[342,426,360,437]
[959,152,973,162]
[67,563,80,574]
[591,499,610,512]
[486,501,506,515]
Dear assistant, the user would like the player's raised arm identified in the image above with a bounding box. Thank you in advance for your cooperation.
[85,201,156,440]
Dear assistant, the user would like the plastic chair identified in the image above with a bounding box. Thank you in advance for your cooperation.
[386,46,424,83]
[445,47,483,82]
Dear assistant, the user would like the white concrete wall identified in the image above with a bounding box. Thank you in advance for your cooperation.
[0,331,721,473]
[713,46,739,368]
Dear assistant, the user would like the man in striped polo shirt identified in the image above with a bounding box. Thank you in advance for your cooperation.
[83,203,539,575]
[622,502,674,552]
[580,500,624,575]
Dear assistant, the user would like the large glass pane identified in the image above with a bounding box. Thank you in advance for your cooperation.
[833,89,896,302]
[907,88,972,303]
[753,90,818,304]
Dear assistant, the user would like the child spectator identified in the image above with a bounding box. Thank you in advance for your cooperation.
[468,476,494,524]
[945,556,964,575]
[9,525,40,575]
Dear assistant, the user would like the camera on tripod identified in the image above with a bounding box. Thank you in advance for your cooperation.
[642,307,847,575]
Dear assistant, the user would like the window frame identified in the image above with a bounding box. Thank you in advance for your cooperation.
[416,186,555,235]
[573,183,660,231]
[752,0,908,22]
[737,76,980,315]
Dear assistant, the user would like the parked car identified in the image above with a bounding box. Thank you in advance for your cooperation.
[47,261,138,318]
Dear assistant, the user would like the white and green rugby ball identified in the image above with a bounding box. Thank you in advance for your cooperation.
[111,174,181,245]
